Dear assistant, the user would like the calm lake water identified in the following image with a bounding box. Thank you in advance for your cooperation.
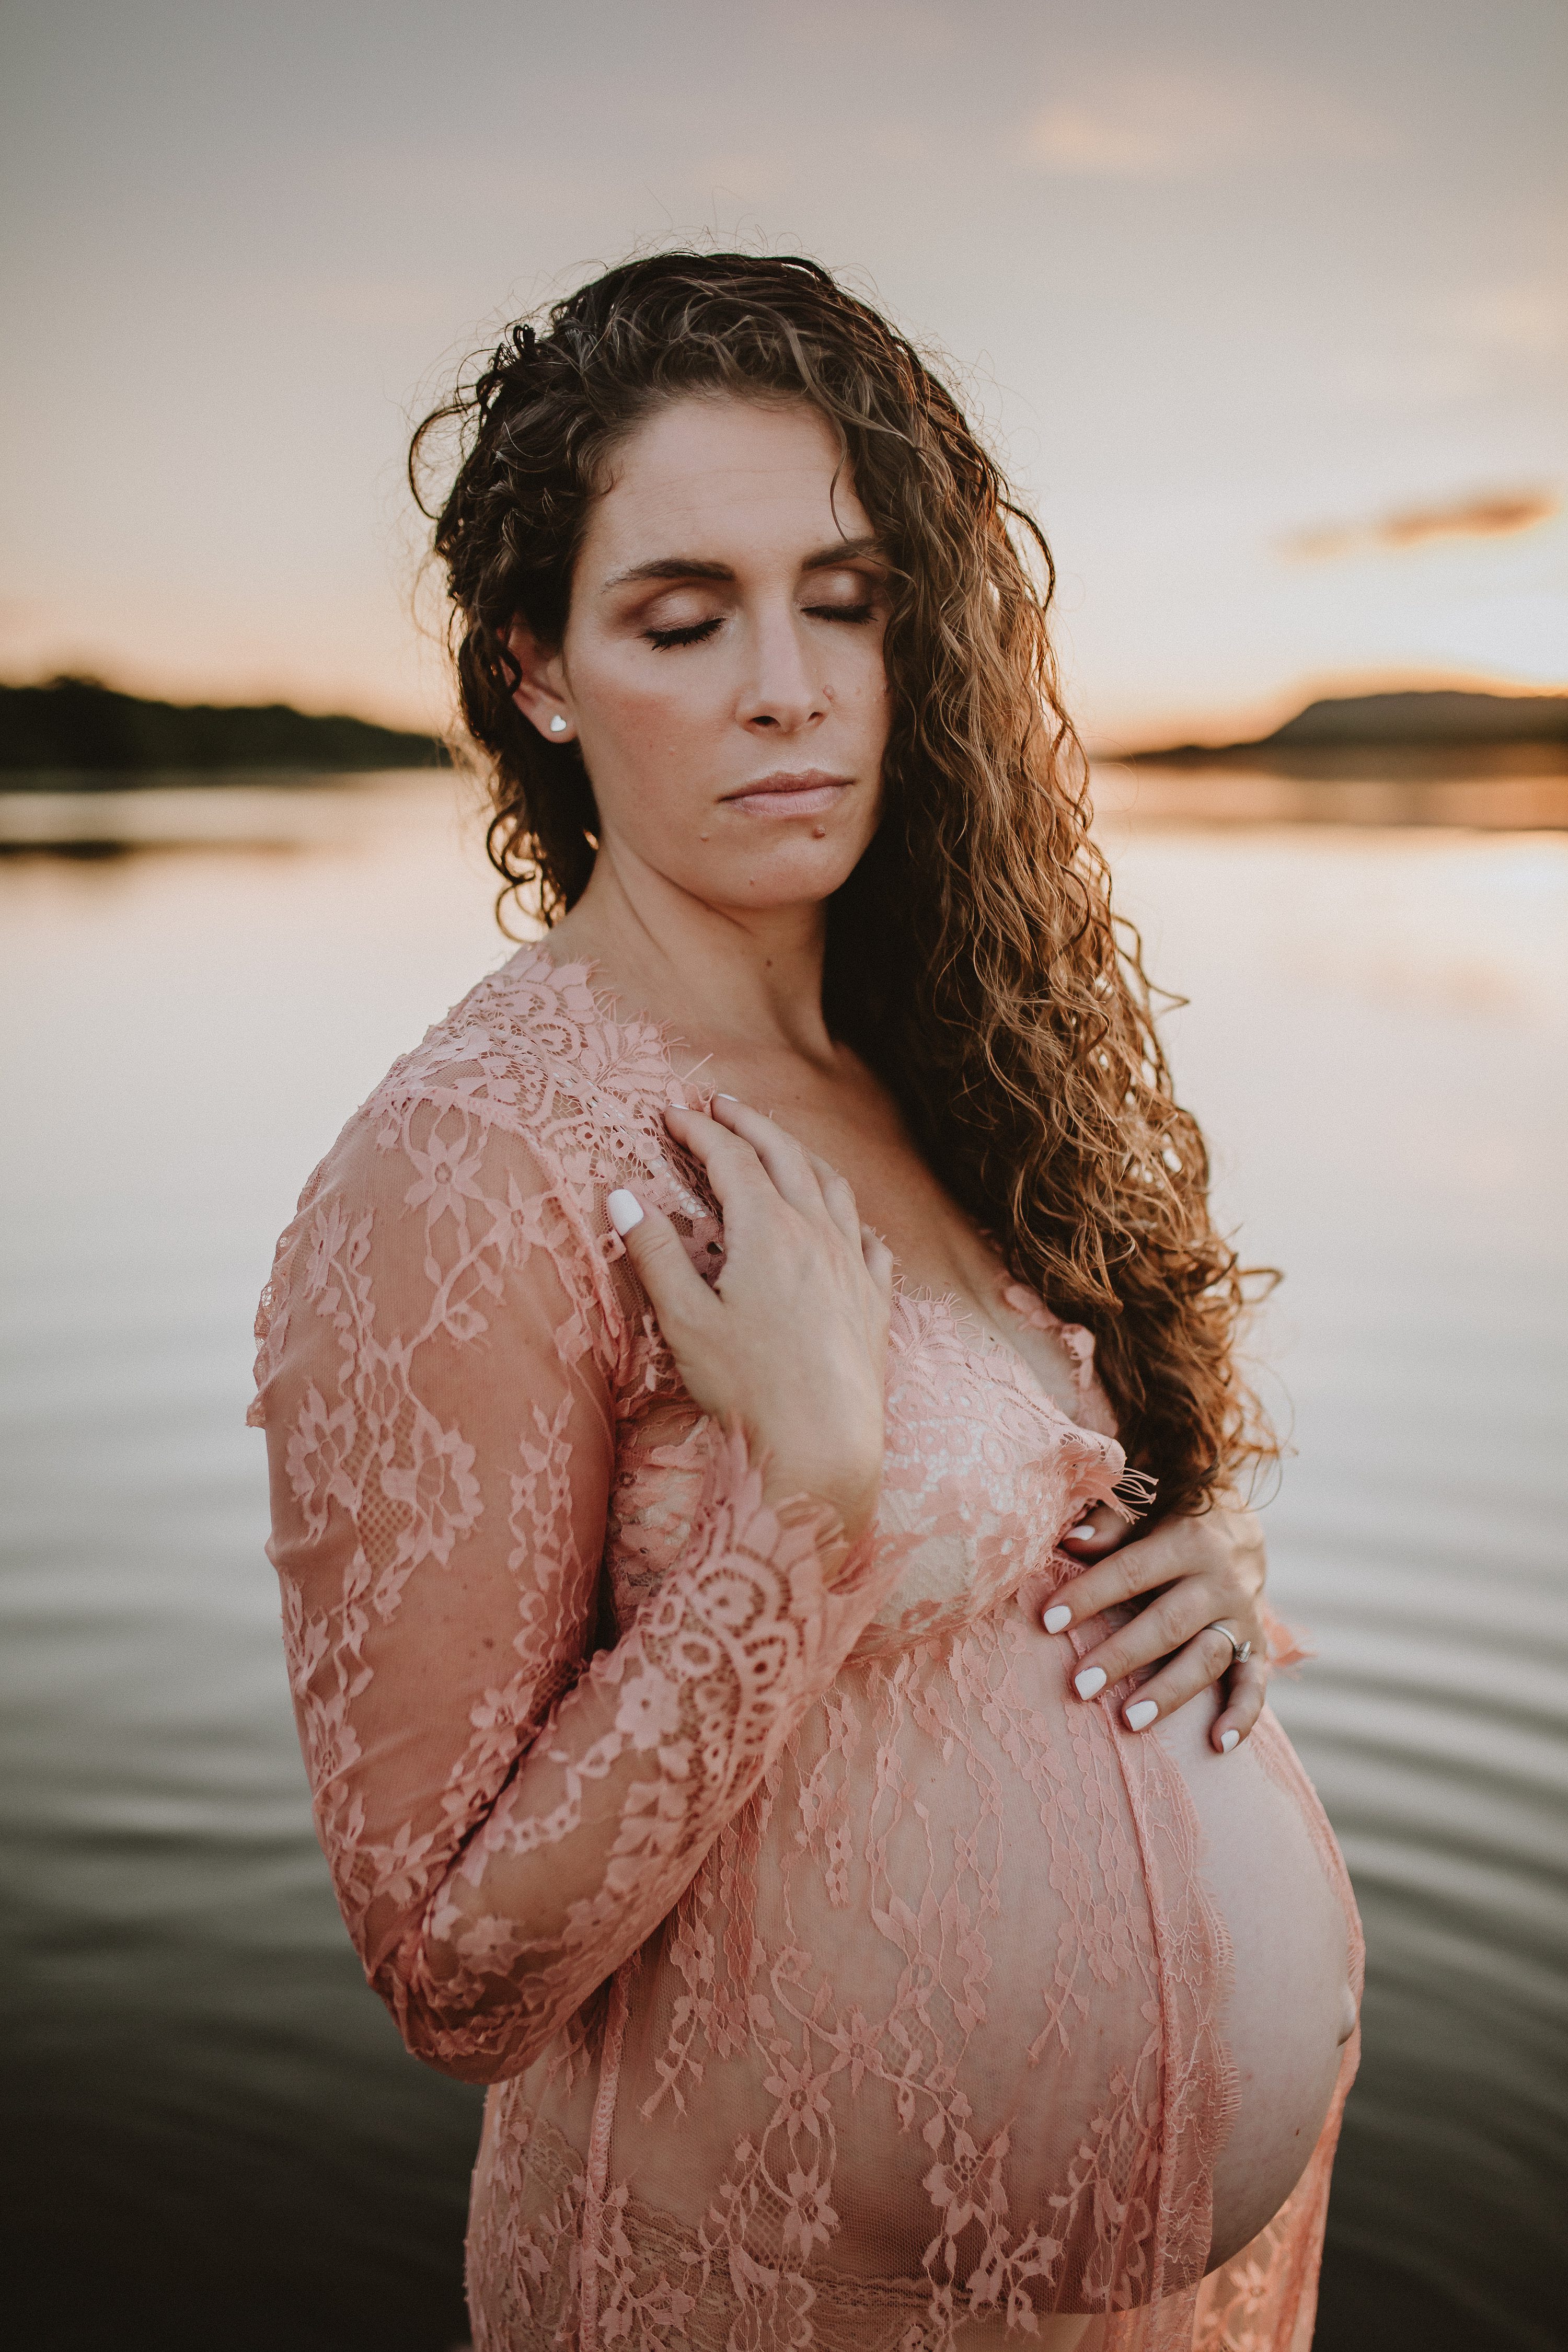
[2,774,1564,2351]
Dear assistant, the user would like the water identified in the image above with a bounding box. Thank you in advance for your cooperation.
[1,775,1564,2351]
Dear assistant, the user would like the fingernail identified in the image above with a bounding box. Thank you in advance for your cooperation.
[1043,1604,1072,1634]
[606,1189,644,1235]
[1219,1728,1240,1755]
[1066,1524,1096,1541]
[714,1092,738,1101]
[1074,1666,1106,1700]
[1124,1699,1159,1732]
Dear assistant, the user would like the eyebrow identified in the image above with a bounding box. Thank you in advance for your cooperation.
[599,534,883,593]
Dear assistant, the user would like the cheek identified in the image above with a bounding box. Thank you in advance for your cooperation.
[836,633,892,730]
[579,654,725,759]
[570,664,726,859]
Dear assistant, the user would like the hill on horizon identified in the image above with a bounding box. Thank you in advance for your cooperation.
[1129,687,1568,763]
[0,675,446,778]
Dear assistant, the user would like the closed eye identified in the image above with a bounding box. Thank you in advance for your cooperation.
[646,599,877,650]
[645,616,724,650]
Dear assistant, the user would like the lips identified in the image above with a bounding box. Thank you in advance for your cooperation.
[721,769,852,818]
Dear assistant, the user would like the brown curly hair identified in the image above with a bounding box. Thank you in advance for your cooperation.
[409,250,1275,1513]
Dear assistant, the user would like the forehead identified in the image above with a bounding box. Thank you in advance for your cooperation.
[580,395,871,571]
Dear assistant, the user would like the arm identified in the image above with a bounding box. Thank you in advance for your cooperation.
[259,1095,894,2083]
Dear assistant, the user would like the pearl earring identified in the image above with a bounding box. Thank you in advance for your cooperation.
[549,714,568,735]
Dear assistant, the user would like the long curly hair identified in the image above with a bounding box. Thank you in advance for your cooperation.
[410,250,1275,1513]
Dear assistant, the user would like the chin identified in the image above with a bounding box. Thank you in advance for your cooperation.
[703,842,864,908]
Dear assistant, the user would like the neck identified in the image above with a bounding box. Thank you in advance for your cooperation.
[545,837,837,1068]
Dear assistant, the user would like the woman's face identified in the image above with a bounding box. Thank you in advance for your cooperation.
[507,395,892,917]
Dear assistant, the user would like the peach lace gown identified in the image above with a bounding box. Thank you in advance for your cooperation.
[251,946,1362,2351]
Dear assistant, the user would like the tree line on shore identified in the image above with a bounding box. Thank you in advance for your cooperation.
[0,676,445,779]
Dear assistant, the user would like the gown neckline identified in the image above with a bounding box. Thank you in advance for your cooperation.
[506,937,1124,1465]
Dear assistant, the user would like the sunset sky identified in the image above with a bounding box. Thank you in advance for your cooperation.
[2,0,1563,747]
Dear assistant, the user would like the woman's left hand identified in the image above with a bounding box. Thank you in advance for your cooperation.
[1044,1497,1271,1754]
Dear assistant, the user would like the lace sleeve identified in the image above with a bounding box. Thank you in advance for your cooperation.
[255,1098,898,2085]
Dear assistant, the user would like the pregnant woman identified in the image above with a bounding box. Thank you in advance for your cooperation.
[252,253,1360,2349]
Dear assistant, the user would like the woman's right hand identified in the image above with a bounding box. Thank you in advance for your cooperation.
[606,1095,893,1542]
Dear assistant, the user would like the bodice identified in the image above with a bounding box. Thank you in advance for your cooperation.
[609,1282,1133,1665]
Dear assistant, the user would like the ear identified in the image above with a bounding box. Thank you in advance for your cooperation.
[500,619,577,745]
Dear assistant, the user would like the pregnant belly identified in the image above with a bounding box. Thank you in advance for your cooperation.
[603,1617,1354,2300]
[1154,1689,1358,2265]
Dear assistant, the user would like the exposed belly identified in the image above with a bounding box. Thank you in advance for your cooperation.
[538,1603,1355,2307]
[1145,1683,1357,2264]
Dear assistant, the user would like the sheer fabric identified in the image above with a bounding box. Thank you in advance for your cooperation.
[252,945,1361,2350]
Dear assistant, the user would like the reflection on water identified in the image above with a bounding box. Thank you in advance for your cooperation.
[1093,758,1568,833]
[0,771,452,856]
[1,778,1564,2352]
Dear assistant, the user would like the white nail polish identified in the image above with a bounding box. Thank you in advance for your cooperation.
[1074,1666,1106,1700]
[606,1189,643,1235]
[1219,1728,1240,1755]
[1124,1699,1159,1731]
[714,1092,737,1101]
[1043,1604,1072,1634]
[1067,1524,1096,1541]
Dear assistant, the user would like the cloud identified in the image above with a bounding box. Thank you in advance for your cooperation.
[1447,281,1566,359]
[1022,106,1183,179]
[1286,490,1560,561]
[1018,68,1391,181]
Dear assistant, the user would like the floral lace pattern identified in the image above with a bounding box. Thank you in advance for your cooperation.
[252,946,1361,2350]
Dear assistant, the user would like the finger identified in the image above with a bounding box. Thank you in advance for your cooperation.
[704,1094,823,1210]
[661,1104,788,1220]
[606,1190,718,1335]
[1070,1584,1264,1691]
[1055,1503,1122,1562]
[1047,1499,1264,1630]
[1045,1528,1177,1631]
[1210,1654,1270,1753]
[803,1149,866,1247]
[1110,1628,1256,1735]
[859,1223,895,1298]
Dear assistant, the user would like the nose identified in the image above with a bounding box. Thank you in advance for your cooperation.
[735,599,826,734]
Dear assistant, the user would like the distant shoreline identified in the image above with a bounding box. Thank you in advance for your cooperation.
[1101,688,1568,829]
[0,677,446,782]
[1119,688,1568,778]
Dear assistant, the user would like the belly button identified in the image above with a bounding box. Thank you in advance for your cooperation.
[1337,1984,1358,2045]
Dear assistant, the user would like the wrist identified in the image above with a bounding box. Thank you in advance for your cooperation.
[758,1456,883,1548]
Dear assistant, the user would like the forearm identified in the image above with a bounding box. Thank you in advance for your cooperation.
[382,1432,893,2080]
